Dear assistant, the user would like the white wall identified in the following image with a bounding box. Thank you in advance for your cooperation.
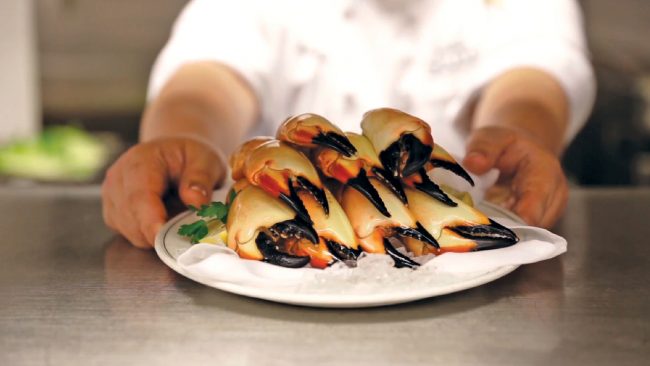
[0,0,39,143]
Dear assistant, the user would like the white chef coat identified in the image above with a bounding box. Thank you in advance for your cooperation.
[148,0,595,157]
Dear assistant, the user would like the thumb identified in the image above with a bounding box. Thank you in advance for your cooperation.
[462,126,516,175]
[178,143,227,208]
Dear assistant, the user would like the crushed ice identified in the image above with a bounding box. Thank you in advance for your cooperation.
[297,249,488,295]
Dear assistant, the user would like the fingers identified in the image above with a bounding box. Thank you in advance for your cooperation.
[504,143,567,228]
[123,167,169,246]
[102,145,169,249]
[178,143,226,208]
[102,164,157,249]
[464,126,569,228]
[101,138,228,249]
[463,126,517,175]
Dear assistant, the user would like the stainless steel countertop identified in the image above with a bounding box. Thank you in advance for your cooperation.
[0,186,648,365]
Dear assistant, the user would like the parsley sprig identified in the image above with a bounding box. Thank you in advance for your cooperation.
[177,190,237,244]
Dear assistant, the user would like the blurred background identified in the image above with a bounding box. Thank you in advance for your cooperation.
[1,0,649,185]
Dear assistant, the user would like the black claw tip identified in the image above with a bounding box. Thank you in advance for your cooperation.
[413,169,457,207]
[372,167,408,204]
[383,239,419,269]
[256,232,311,268]
[279,188,312,224]
[312,131,357,157]
[394,223,440,249]
[273,218,319,244]
[402,134,433,177]
[450,219,519,251]
[431,159,475,186]
[379,134,432,178]
[296,176,329,215]
[325,240,360,267]
[348,170,391,217]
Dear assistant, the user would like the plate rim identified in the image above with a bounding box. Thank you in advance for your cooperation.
[155,200,523,308]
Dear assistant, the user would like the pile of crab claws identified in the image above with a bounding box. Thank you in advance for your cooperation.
[450,219,519,251]
[256,232,311,268]
[227,109,520,269]
[380,134,433,179]
[347,169,391,217]
[382,239,420,269]
[412,168,458,207]
[312,131,357,157]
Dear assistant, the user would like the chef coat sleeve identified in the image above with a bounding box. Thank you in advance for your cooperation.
[468,0,596,145]
[146,0,271,106]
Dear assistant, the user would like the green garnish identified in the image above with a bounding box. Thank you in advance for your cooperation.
[195,202,229,221]
[177,219,209,244]
[178,198,234,243]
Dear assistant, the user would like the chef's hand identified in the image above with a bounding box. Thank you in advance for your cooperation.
[102,136,226,248]
[462,125,568,228]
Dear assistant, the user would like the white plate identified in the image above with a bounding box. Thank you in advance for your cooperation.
[155,187,526,308]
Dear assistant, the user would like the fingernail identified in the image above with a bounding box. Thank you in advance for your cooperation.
[464,151,486,164]
[189,183,208,197]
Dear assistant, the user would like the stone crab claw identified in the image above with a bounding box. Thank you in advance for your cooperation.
[402,188,518,255]
[277,113,357,157]
[361,108,434,179]
[400,144,474,207]
[315,133,407,217]
[402,168,457,207]
[243,139,329,222]
[297,189,360,268]
[229,136,274,181]
[226,185,319,268]
[429,144,475,186]
[341,177,439,269]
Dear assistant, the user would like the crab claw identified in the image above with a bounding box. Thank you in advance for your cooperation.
[315,132,406,214]
[430,144,475,187]
[403,188,518,255]
[256,232,312,268]
[277,113,357,157]
[403,168,457,207]
[243,140,329,219]
[361,108,434,178]
[347,169,390,217]
[341,177,438,268]
[226,186,319,268]
[382,239,420,269]
[298,189,360,267]
[229,136,274,181]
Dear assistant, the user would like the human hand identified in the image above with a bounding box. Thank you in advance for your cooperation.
[462,126,568,228]
[102,137,226,248]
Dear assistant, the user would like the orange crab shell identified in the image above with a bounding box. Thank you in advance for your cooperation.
[243,140,323,197]
[340,178,417,254]
[314,132,382,183]
[360,108,434,154]
[226,185,297,260]
[403,188,490,254]
[229,136,274,181]
[277,113,346,147]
